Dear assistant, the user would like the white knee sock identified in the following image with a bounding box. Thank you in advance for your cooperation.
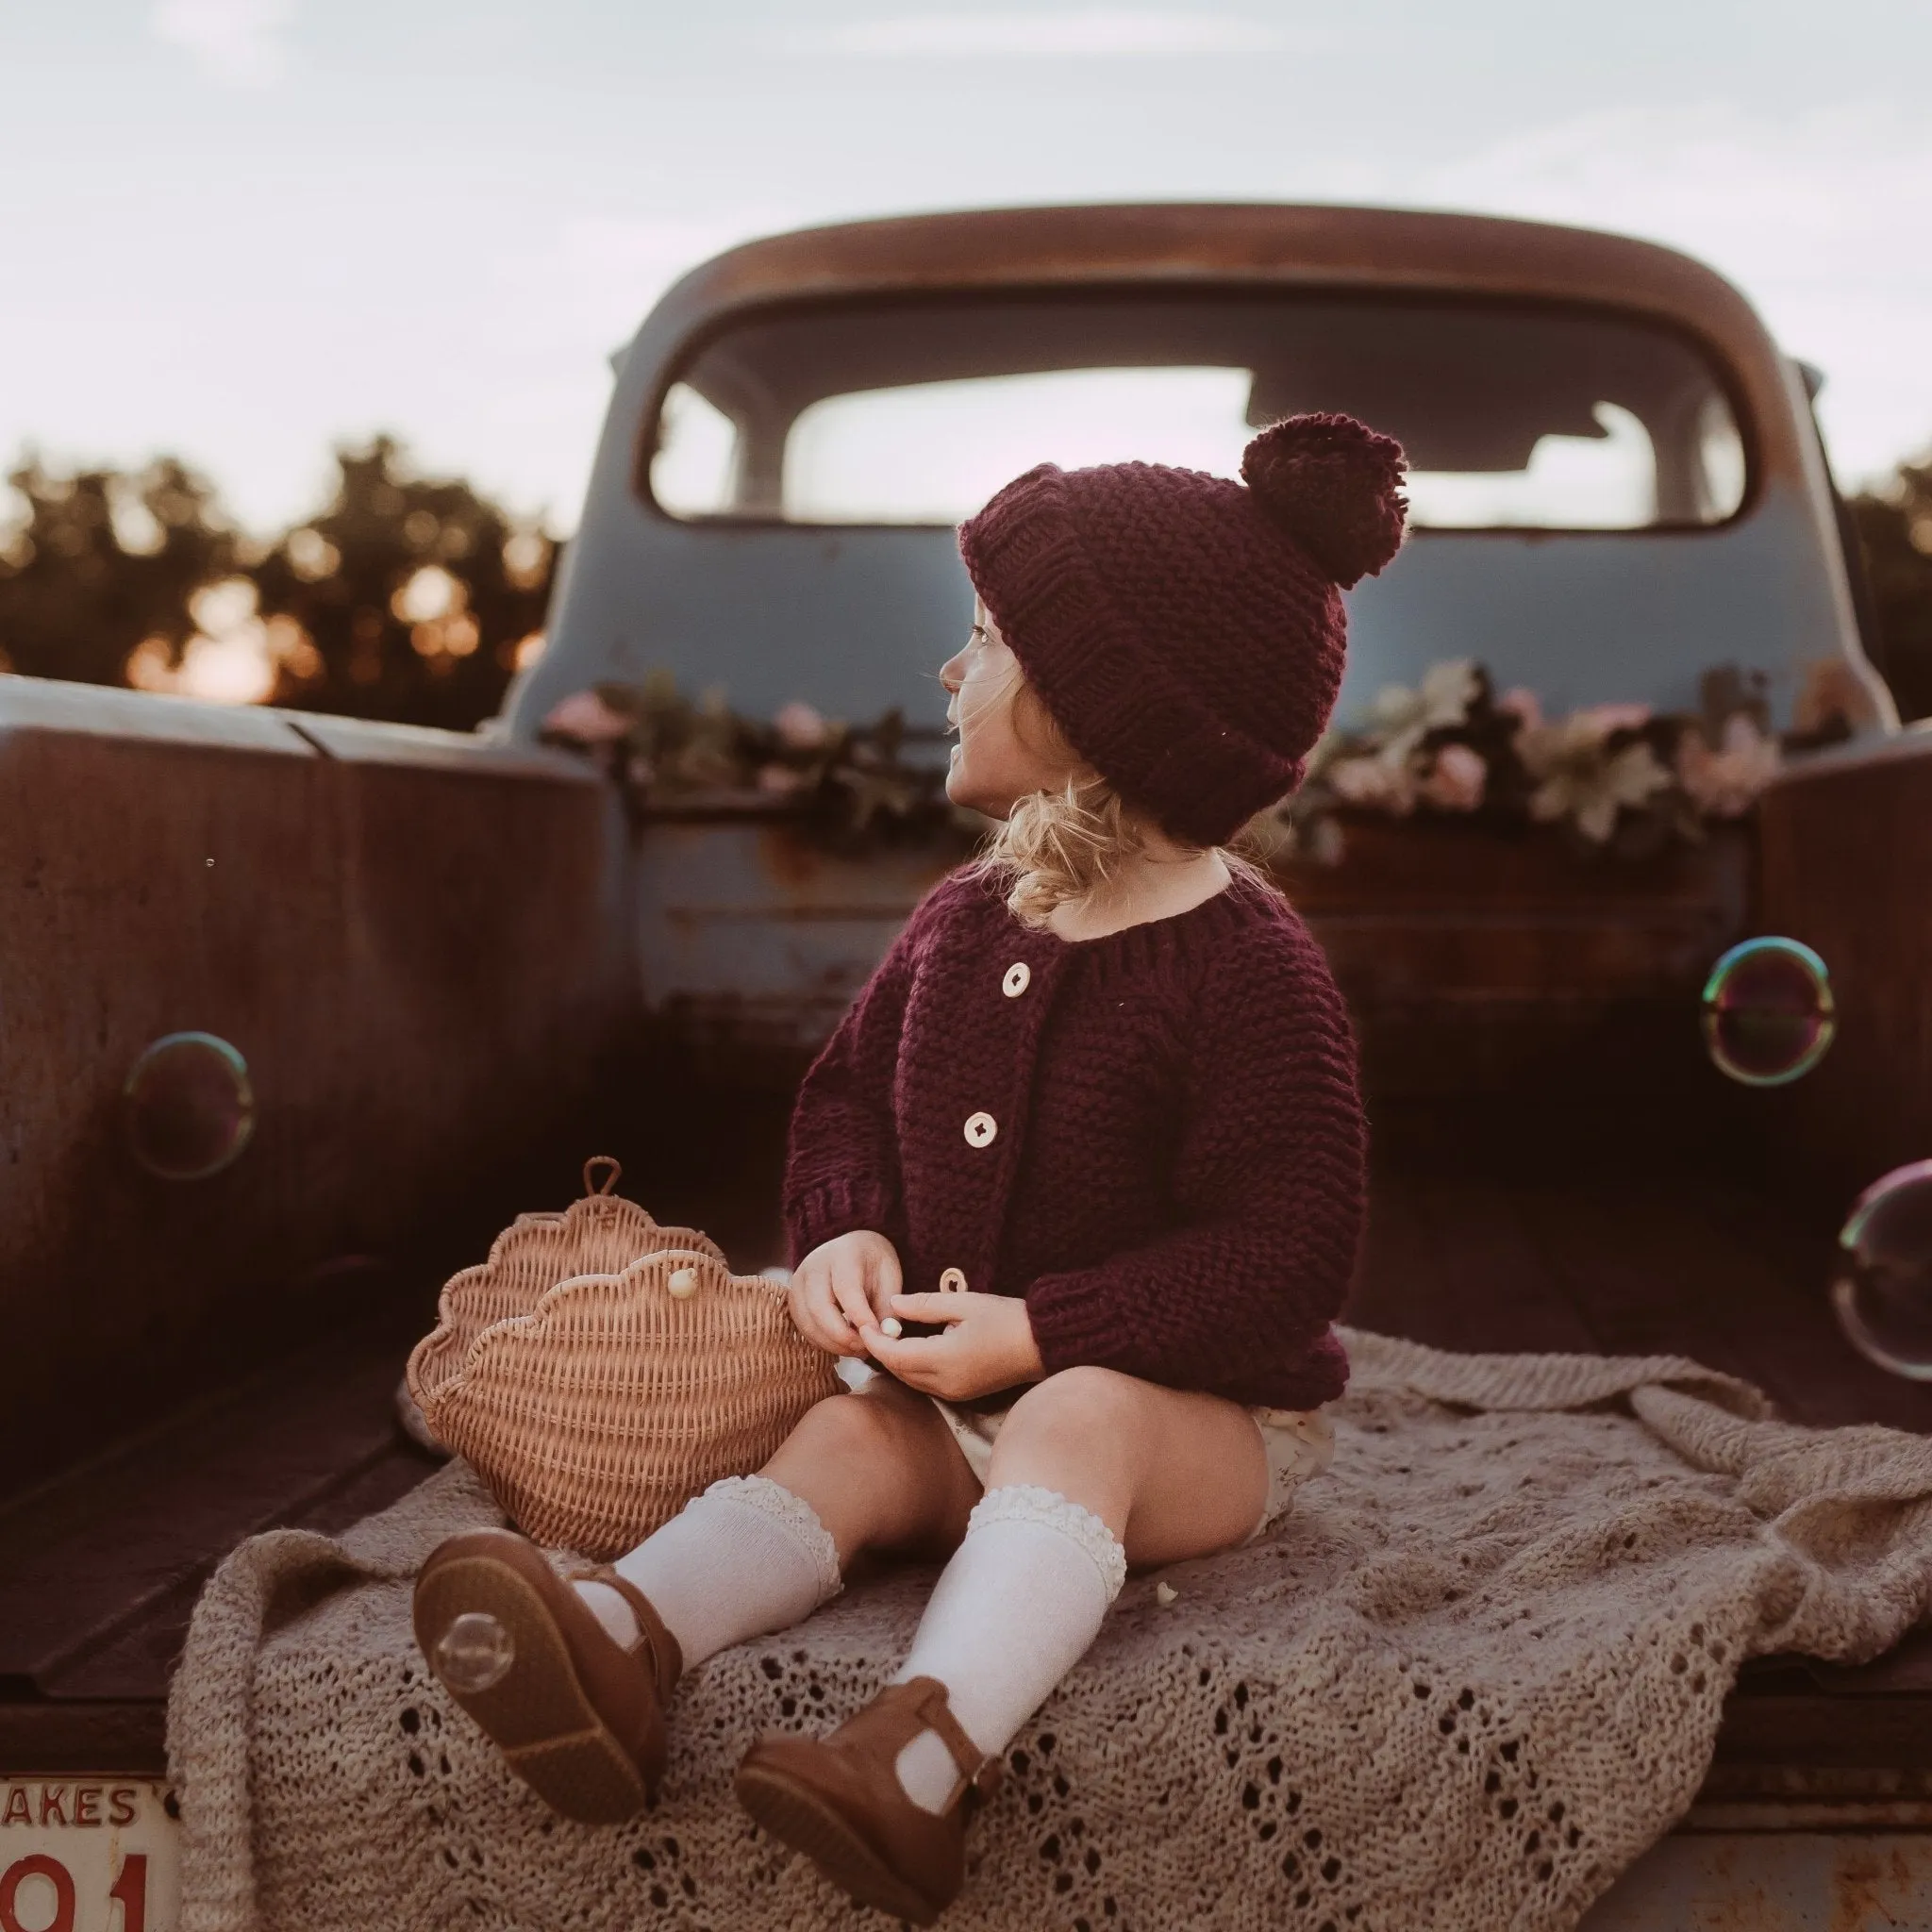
[574,1474,842,1670]
[889,1484,1126,1814]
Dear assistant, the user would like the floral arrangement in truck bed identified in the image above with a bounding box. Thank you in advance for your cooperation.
[1250,656,1863,867]
[540,671,983,856]
[541,655,1862,867]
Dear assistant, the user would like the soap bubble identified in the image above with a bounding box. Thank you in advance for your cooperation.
[1700,938,1835,1087]
[1832,1161,1932,1380]
[434,1611,515,1693]
[123,1032,256,1179]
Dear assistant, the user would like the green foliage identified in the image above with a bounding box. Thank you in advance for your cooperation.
[0,458,235,686]
[1850,455,1932,723]
[0,437,556,731]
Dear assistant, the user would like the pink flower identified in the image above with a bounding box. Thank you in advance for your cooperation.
[1419,742,1487,811]
[1497,687,1543,732]
[774,700,831,751]
[542,689,633,744]
[1677,714,1780,817]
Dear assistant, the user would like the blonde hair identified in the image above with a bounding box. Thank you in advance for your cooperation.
[974,678,1274,927]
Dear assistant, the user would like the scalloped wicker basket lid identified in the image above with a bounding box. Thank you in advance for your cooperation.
[408,1157,725,1412]
[405,1158,838,1557]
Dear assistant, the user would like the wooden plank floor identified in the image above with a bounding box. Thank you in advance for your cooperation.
[1348,1142,1932,1435]
[0,1297,441,1771]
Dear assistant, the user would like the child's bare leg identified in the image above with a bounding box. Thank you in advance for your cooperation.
[760,1375,981,1566]
[888,1366,1268,1812]
[577,1381,975,1669]
[983,1365,1269,1563]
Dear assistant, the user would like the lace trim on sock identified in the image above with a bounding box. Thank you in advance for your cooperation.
[970,1483,1127,1602]
[702,1474,843,1604]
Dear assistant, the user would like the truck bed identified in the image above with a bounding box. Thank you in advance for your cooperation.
[6,1139,1931,1790]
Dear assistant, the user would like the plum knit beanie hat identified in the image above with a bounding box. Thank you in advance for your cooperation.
[957,412,1408,847]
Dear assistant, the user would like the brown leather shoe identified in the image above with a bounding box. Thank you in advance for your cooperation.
[734,1677,999,1924]
[412,1529,681,1824]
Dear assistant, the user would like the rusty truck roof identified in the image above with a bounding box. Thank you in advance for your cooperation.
[644,203,1801,477]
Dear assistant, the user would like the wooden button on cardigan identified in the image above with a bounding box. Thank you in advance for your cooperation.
[781,866,1366,1409]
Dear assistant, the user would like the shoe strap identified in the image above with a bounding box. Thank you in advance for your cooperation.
[570,1564,684,1700]
[899,1676,1002,1807]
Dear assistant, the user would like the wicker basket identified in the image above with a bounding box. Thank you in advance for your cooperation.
[406,1158,839,1557]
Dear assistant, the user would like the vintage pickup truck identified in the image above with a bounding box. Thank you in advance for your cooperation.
[6,203,1932,1930]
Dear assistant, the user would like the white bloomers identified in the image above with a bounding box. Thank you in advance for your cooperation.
[930,1395,1334,1540]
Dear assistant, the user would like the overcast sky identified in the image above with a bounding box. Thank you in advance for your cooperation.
[5,0,1931,533]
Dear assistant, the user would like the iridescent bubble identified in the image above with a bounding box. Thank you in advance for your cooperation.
[1700,937,1835,1087]
[435,1611,515,1693]
[1832,1161,1932,1380]
[123,1032,256,1179]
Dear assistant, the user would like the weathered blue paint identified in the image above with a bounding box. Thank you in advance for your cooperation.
[1344,490,1845,725]
[631,818,956,1044]
[516,485,1850,738]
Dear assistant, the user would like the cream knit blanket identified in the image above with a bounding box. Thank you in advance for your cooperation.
[166,1329,1932,1932]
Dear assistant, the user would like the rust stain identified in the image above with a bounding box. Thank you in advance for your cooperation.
[755,822,825,891]
[1695,1839,1792,1932]
[1827,1841,1927,1932]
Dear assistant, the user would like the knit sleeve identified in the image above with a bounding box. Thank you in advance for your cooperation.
[1021,914,1365,1399]
[780,874,957,1264]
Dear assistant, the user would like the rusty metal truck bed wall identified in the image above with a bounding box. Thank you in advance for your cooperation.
[0,676,639,1486]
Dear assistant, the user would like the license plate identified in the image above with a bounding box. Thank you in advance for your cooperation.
[1,1779,178,1931]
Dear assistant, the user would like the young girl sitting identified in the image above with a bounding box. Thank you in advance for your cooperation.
[413,411,1407,1924]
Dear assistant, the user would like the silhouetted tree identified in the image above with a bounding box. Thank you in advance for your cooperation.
[0,438,556,730]
[0,457,234,685]
[252,437,555,731]
[1852,453,1932,723]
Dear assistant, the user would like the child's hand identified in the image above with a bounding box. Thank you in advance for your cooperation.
[788,1230,903,1357]
[861,1291,1045,1402]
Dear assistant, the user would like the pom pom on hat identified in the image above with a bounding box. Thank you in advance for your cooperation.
[1241,412,1408,590]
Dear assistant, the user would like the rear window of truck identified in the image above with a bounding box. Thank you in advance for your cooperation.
[646,291,1747,534]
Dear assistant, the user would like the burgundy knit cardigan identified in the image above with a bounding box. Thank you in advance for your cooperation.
[782,867,1365,1409]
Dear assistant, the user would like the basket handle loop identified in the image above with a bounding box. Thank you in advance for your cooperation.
[583,1156,623,1197]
